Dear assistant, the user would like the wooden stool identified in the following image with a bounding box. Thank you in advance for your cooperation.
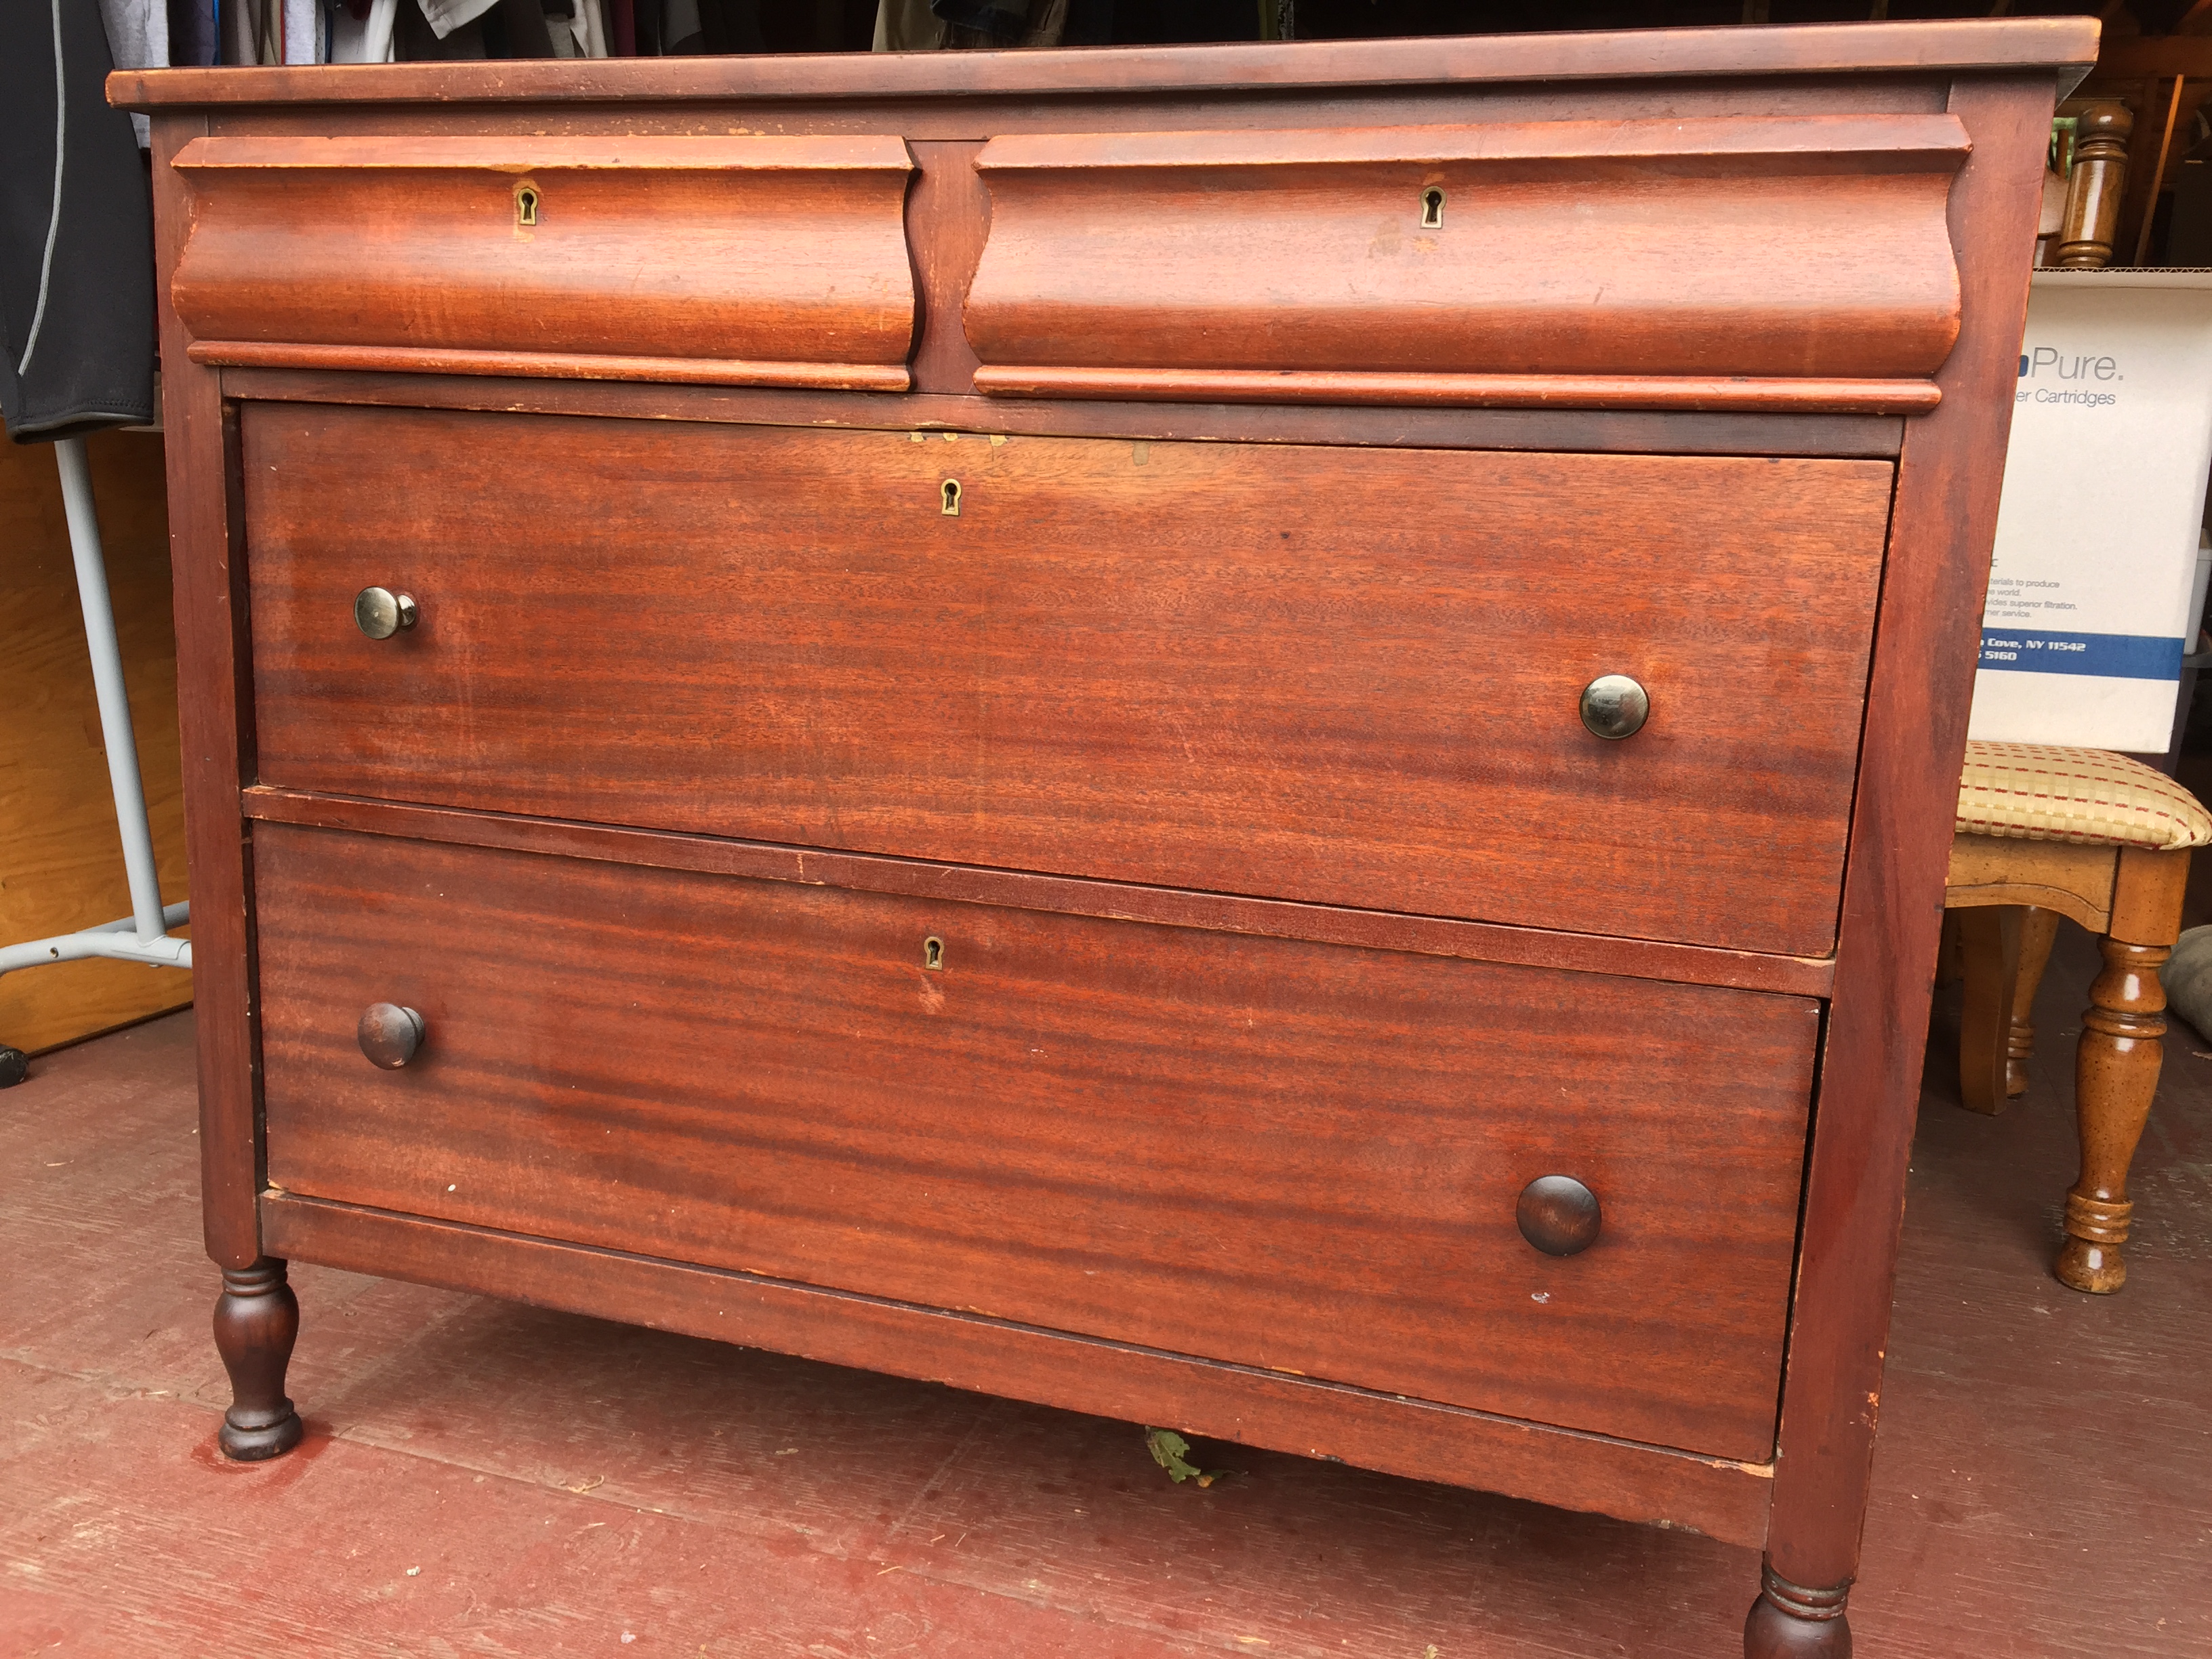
[1944,741,2211,1293]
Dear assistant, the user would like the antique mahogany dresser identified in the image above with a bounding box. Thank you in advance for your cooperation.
[119,17,2093,1653]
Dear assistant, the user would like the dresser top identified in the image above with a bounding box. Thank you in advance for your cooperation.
[110,16,2097,111]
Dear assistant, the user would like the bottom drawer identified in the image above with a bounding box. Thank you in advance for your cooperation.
[253,823,1816,1462]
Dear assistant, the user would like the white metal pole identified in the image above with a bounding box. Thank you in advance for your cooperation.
[54,436,168,943]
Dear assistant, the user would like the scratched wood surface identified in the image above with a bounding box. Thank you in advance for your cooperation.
[243,405,1893,958]
[253,823,1819,1462]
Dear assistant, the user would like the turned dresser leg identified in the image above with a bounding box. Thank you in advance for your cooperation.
[2057,937,2169,1294]
[1744,1561,1853,1656]
[213,1258,304,1460]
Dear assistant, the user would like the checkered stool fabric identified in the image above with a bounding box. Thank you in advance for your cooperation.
[1957,741,2212,851]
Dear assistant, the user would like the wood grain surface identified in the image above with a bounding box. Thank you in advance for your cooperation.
[148,113,266,1271]
[253,823,1819,1462]
[0,432,192,1054]
[1764,72,2057,1610]
[968,367,1944,415]
[106,17,2100,110]
[170,135,915,381]
[968,117,1963,400]
[257,1191,1778,1547]
[243,405,1892,958]
[215,366,1911,459]
[239,785,1841,999]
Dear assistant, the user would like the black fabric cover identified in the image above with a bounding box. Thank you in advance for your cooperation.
[1,0,157,442]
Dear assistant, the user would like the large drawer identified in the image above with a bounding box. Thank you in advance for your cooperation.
[243,403,1892,956]
[255,824,1818,1462]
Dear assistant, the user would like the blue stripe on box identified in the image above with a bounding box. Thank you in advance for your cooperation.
[1977,631,2184,680]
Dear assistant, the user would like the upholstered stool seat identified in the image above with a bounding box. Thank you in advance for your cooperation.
[1944,741,2212,1294]
[1957,741,2212,851]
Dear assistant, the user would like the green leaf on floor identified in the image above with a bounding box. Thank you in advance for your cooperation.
[1144,1427,1235,1488]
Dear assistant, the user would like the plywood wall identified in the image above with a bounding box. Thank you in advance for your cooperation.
[1,430,192,1055]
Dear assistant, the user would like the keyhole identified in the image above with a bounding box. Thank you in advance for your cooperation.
[516,186,539,227]
[1420,187,1444,229]
[923,937,945,970]
[941,479,961,516]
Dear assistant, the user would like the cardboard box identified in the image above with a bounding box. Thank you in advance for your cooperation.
[1967,268,2212,752]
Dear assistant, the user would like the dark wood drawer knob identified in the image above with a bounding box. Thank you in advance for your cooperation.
[357,1003,425,1069]
[1517,1175,1602,1256]
[1578,674,1650,739]
[354,586,418,640]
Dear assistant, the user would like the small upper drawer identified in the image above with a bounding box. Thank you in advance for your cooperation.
[965,115,1966,413]
[243,403,1889,958]
[170,135,916,388]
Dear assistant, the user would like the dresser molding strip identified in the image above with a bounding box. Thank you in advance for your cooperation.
[110,18,2097,108]
[216,370,1908,458]
[190,342,912,391]
[972,367,1943,415]
[241,787,1838,998]
[258,1190,1776,1549]
[973,112,1970,172]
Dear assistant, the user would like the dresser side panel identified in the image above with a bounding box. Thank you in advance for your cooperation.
[152,111,264,1271]
[1769,72,2057,1588]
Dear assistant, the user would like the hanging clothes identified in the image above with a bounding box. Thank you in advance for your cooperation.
[97,0,167,145]
[874,0,1106,51]
[329,0,399,60]
[1,0,158,440]
[167,0,216,63]
[283,0,319,58]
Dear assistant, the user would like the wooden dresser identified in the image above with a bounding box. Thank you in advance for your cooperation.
[117,20,2093,1654]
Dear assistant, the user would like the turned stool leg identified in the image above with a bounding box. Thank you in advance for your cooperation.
[2005,906,2060,1097]
[2055,846,2190,1294]
[1956,905,2022,1116]
[1744,1561,1852,1656]
[2056,939,2168,1294]
[213,1257,303,1460]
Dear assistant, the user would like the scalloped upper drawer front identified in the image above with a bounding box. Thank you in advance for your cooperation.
[966,115,1967,413]
[171,136,917,389]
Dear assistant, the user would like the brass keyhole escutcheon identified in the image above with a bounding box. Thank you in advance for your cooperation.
[1420,186,1445,228]
[941,479,962,516]
[923,936,945,970]
[515,184,540,227]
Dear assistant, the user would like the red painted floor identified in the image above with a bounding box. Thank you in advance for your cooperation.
[3,924,2209,1656]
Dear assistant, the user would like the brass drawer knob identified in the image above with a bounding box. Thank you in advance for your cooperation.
[1517,1175,1602,1256]
[1579,674,1650,740]
[354,586,419,640]
[358,1003,425,1069]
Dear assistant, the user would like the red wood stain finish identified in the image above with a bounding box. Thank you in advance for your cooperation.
[213,366,1914,458]
[967,117,1964,406]
[255,823,1816,1461]
[112,20,2093,1654]
[170,134,917,382]
[1763,72,2058,1612]
[149,112,264,1273]
[108,19,2098,108]
[243,405,1891,958]
[237,785,1842,999]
